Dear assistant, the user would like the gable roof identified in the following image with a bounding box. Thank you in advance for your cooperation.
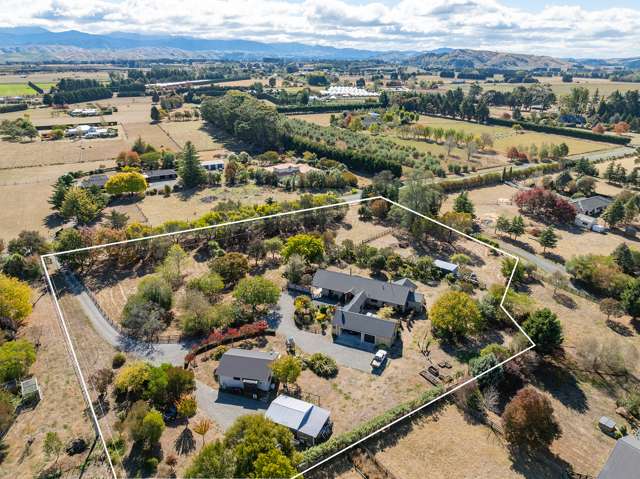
[265,395,331,438]
[434,259,459,272]
[312,269,414,307]
[332,308,398,338]
[570,195,612,213]
[598,435,640,479]
[216,348,279,383]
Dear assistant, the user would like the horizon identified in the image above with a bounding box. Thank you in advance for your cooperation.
[1,0,639,59]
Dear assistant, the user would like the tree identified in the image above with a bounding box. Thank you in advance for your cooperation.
[247,240,266,266]
[0,339,36,382]
[612,243,635,274]
[105,172,147,196]
[90,368,114,400]
[509,215,525,240]
[0,273,32,331]
[185,440,236,478]
[503,387,561,450]
[233,276,280,316]
[501,257,525,284]
[107,210,129,229]
[133,409,165,448]
[453,191,475,216]
[469,353,503,388]
[137,275,173,310]
[263,238,283,260]
[224,415,296,478]
[370,199,390,220]
[187,272,224,300]
[600,298,623,320]
[495,214,511,235]
[252,448,297,478]
[209,252,249,285]
[150,105,160,123]
[270,356,302,393]
[43,431,63,464]
[621,279,640,318]
[602,199,626,228]
[121,296,166,340]
[522,308,563,354]
[7,230,49,256]
[60,186,102,224]
[177,141,206,188]
[192,418,213,450]
[549,270,568,295]
[430,291,484,340]
[281,234,324,264]
[538,226,558,253]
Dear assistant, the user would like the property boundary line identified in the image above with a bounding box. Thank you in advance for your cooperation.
[40,195,535,479]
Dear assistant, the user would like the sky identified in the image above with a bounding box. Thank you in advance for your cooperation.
[1,0,640,58]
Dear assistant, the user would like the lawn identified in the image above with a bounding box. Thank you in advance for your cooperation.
[0,82,38,96]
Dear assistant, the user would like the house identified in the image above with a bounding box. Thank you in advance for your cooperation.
[201,159,225,172]
[79,173,113,188]
[264,162,319,177]
[312,269,424,347]
[143,169,177,183]
[215,348,279,397]
[265,395,332,446]
[575,213,597,229]
[598,435,640,479]
[570,195,613,216]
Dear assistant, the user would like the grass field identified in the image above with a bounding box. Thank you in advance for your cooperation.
[0,83,38,96]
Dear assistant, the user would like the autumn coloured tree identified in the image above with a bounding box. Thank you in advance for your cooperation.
[503,387,561,450]
[514,187,576,224]
[105,172,147,196]
[281,234,325,264]
[430,291,484,340]
[0,273,32,331]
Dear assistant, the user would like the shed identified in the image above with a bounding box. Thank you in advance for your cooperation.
[599,416,617,435]
[434,259,459,276]
[265,395,332,445]
[20,377,41,401]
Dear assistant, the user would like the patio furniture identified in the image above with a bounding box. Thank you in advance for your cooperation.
[419,369,441,386]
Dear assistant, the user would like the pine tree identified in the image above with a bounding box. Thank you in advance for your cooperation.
[453,191,475,216]
[150,105,160,123]
[612,243,634,274]
[509,215,525,239]
[177,141,206,188]
[602,199,625,228]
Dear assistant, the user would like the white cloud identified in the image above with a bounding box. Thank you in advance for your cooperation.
[0,0,639,57]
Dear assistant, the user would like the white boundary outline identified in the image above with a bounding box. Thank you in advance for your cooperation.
[40,195,535,479]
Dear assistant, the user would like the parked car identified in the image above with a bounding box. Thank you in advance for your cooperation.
[371,350,388,370]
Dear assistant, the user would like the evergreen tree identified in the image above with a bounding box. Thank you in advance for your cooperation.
[177,141,206,188]
[150,105,160,123]
[602,199,626,228]
[453,191,475,216]
[612,243,635,274]
[509,216,526,239]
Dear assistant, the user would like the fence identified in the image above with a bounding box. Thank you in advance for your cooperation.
[359,228,394,245]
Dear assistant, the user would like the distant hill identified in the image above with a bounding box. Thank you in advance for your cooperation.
[410,49,572,70]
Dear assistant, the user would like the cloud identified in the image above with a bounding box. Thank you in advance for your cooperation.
[0,0,639,57]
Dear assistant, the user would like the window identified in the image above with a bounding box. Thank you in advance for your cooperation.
[364,334,375,344]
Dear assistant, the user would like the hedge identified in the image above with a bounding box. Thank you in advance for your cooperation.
[438,162,562,193]
[278,102,382,114]
[487,117,631,145]
[0,103,28,113]
[27,81,43,94]
[299,386,443,469]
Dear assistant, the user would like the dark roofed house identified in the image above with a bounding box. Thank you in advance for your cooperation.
[571,195,613,216]
[143,169,177,183]
[215,348,280,397]
[312,269,424,348]
[80,173,113,188]
[598,435,640,479]
[202,159,225,171]
[265,395,332,446]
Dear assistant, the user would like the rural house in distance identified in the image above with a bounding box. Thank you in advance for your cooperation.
[265,394,333,446]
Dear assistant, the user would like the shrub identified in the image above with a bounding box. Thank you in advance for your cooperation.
[469,353,503,388]
[112,352,126,369]
[210,346,228,360]
[305,353,338,378]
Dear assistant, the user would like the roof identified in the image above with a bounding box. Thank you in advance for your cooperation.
[144,168,177,179]
[570,195,612,213]
[216,348,279,383]
[312,269,414,307]
[434,260,459,272]
[201,159,224,166]
[598,435,640,479]
[332,308,398,339]
[265,395,331,438]
[80,173,111,188]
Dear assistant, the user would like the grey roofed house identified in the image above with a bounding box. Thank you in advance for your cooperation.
[570,195,613,216]
[216,348,279,384]
[265,395,331,443]
[312,269,412,307]
[143,169,177,182]
[333,290,398,340]
[80,173,113,188]
[598,435,640,479]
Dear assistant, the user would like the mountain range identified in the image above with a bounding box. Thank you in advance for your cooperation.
[1,27,639,70]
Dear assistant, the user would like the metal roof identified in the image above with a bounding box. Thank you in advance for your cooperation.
[312,269,414,307]
[265,395,331,438]
[216,348,279,383]
[598,435,640,479]
[144,168,177,179]
[434,259,459,272]
[570,195,612,213]
[332,308,398,339]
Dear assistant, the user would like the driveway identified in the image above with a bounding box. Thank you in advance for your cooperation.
[270,291,374,372]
